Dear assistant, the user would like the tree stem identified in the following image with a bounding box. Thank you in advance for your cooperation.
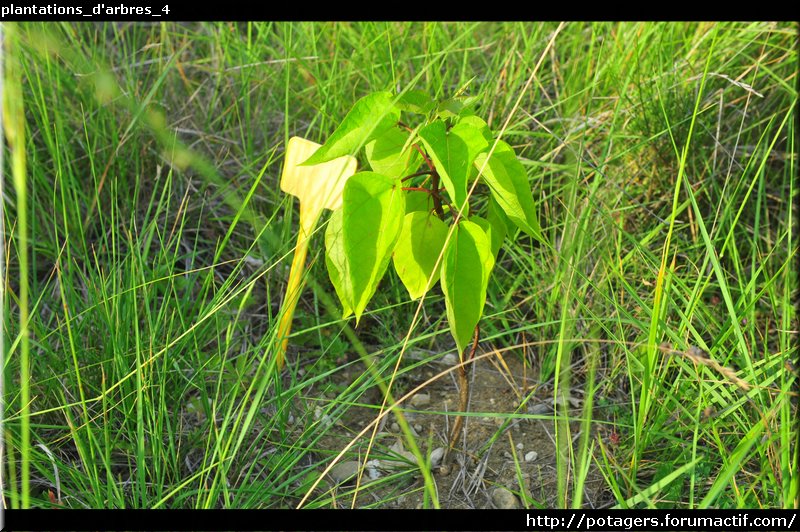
[431,170,445,220]
[446,324,480,462]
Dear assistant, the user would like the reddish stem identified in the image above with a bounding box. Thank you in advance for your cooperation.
[430,171,445,220]
[413,143,435,172]
[397,120,414,134]
[401,170,432,182]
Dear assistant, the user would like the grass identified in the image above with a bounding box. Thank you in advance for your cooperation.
[2,21,798,510]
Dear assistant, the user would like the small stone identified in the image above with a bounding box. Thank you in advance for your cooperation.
[524,451,538,462]
[314,407,332,427]
[410,393,431,408]
[382,450,417,471]
[516,443,524,450]
[365,459,382,480]
[555,395,582,408]
[414,423,423,433]
[529,403,551,415]
[442,353,458,366]
[491,487,519,509]
[390,422,400,432]
[408,349,427,361]
[430,447,445,467]
[503,451,512,459]
[401,450,417,464]
[244,254,264,268]
[492,417,504,427]
[328,461,360,485]
[287,414,295,425]
[438,463,451,476]
[384,440,418,470]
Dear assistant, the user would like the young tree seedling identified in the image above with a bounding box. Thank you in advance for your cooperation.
[282,90,547,453]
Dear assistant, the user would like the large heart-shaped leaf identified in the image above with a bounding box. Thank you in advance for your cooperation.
[324,208,354,318]
[441,221,495,354]
[392,212,449,300]
[474,140,545,243]
[325,172,405,322]
[418,119,488,212]
[365,126,421,179]
[304,92,400,166]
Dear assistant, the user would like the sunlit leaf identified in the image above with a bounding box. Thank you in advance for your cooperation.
[404,190,434,214]
[418,120,488,212]
[324,208,354,318]
[471,215,505,258]
[457,115,493,142]
[304,92,399,165]
[328,172,405,322]
[365,126,421,179]
[474,141,545,243]
[437,95,480,119]
[397,90,435,115]
[392,212,449,300]
[441,221,494,354]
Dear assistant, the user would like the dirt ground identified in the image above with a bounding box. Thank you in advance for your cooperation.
[293,348,614,509]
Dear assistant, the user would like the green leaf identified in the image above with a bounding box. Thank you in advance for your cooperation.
[488,194,515,236]
[339,172,405,322]
[471,216,505,258]
[474,141,545,243]
[404,190,434,214]
[392,212,449,300]
[457,115,493,142]
[397,90,435,114]
[303,92,400,165]
[418,120,488,212]
[458,116,493,183]
[365,126,421,179]
[437,95,480,119]
[441,221,494,354]
[324,208,354,318]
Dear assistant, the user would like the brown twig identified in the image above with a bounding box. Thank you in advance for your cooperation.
[401,170,433,182]
[430,170,445,220]
[408,144,446,219]
[397,120,414,134]
[413,143,435,171]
